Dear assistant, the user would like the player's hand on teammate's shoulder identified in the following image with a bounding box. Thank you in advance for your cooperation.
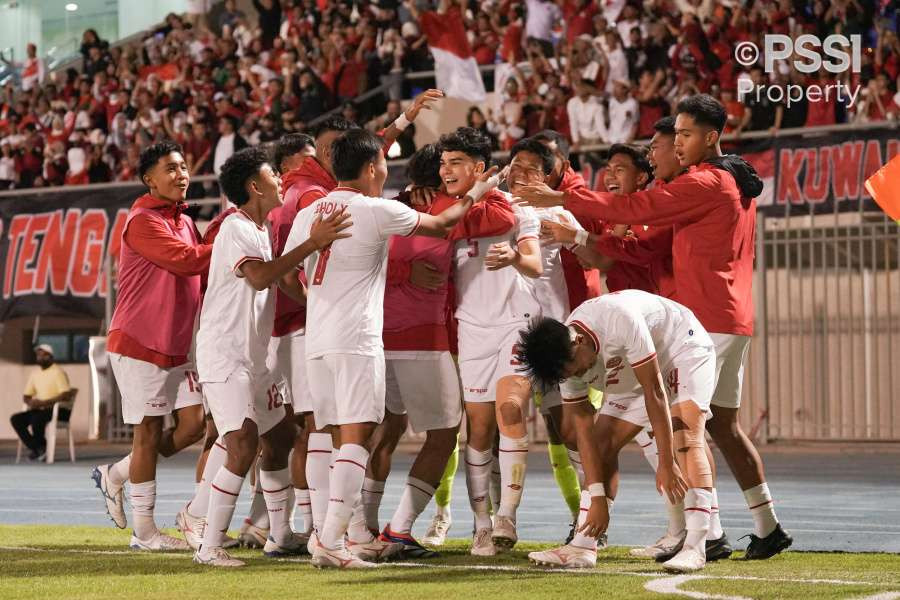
[309,208,353,250]
[466,165,502,203]
[409,186,437,208]
[513,181,565,209]
[540,218,577,245]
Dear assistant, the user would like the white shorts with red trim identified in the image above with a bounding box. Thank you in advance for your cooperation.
[457,322,526,404]
[267,331,313,413]
[384,351,462,433]
[538,386,563,415]
[709,333,751,409]
[204,368,290,436]
[110,353,204,425]
[307,351,386,427]
[599,343,716,427]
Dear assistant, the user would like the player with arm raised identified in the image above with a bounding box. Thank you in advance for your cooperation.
[519,290,716,573]
[282,129,499,569]
[516,94,792,560]
[193,147,351,568]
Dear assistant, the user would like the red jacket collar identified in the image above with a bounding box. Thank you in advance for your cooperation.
[290,157,336,191]
[134,193,188,222]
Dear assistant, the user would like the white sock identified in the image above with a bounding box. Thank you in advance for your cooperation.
[683,488,712,555]
[347,500,375,543]
[108,453,131,487]
[570,490,598,550]
[436,502,452,520]
[320,444,369,550]
[361,477,385,532]
[389,477,436,535]
[464,445,493,530]
[305,433,332,535]
[666,497,687,537]
[130,480,157,540]
[635,430,659,471]
[188,437,227,518]
[744,482,779,537]
[709,488,724,539]
[260,467,292,545]
[202,467,244,552]
[247,485,269,529]
[489,454,501,513]
[294,488,313,534]
[497,435,528,520]
[566,448,585,487]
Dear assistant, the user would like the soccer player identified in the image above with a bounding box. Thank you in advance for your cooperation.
[515,94,793,559]
[518,290,717,572]
[282,129,499,569]
[436,127,543,556]
[353,144,466,558]
[91,141,211,550]
[193,147,351,568]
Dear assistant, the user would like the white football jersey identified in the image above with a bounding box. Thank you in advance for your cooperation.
[533,206,584,321]
[560,290,711,399]
[197,210,275,382]
[284,187,419,359]
[453,194,542,327]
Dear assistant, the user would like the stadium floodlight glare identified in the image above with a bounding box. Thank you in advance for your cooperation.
[65,3,78,11]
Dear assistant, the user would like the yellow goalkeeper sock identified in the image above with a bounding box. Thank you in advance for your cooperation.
[548,442,581,520]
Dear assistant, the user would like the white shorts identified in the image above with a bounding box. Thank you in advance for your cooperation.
[109,353,204,425]
[307,351,386,428]
[599,343,716,428]
[203,368,290,436]
[709,333,751,409]
[384,351,462,434]
[458,322,525,403]
[269,332,312,412]
[539,386,563,416]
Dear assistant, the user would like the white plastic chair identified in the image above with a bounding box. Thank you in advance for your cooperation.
[14,389,77,464]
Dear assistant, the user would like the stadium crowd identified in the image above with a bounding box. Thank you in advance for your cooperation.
[0,0,897,190]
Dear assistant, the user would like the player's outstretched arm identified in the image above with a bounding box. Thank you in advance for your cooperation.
[381,89,443,151]
[634,358,688,505]
[241,211,352,291]
[414,167,501,238]
[278,269,307,304]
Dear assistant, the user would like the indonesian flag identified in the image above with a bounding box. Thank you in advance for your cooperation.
[419,7,486,103]
[865,154,900,222]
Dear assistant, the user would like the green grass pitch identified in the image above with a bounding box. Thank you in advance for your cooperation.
[1,525,898,599]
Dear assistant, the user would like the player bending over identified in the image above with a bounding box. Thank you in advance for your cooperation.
[192,147,351,567]
[518,290,717,573]
[282,129,499,569]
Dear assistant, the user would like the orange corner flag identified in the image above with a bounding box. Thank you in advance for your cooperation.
[865,154,900,222]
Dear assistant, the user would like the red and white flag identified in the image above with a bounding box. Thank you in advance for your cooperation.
[419,8,486,103]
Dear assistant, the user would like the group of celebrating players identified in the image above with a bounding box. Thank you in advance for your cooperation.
[89,88,794,573]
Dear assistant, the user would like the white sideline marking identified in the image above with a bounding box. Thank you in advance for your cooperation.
[645,575,751,600]
[853,595,900,600]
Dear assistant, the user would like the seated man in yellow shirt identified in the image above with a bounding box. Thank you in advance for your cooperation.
[10,344,72,461]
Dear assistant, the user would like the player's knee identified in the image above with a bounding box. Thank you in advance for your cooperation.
[496,376,530,427]
[672,405,713,488]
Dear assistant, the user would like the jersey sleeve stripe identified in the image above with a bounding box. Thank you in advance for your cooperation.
[562,394,590,404]
[404,212,422,237]
[630,352,657,369]
[570,319,600,352]
[233,256,264,274]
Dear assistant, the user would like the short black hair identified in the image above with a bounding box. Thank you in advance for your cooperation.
[515,317,574,392]
[532,129,571,160]
[406,143,442,189]
[310,115,356,140]
[510,137,555,175]
[331,129,383,182]
[138,140,184,182]
[273,133,314,172]
[607,143,653,181]
[218,146,271,207]
[438,126,492,166]
[676,94,727,134]
[653,115,676,135]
